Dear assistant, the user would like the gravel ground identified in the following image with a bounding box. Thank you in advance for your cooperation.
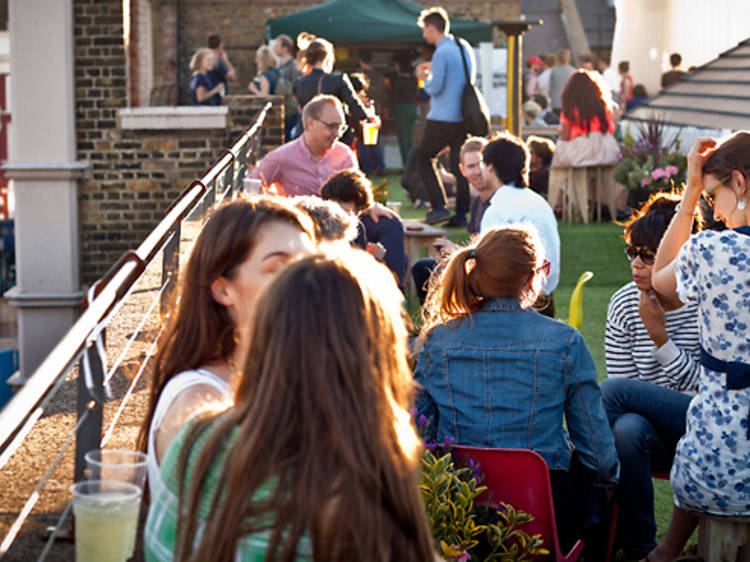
[0,218,205,561]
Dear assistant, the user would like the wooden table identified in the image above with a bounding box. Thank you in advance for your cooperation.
[402,219,448,306]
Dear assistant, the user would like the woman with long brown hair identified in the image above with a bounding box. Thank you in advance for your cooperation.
[415,226,618,555]
[144,251,436,561]
[138,196,315,495]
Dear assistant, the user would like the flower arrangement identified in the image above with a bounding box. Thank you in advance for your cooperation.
[614,116,687,198]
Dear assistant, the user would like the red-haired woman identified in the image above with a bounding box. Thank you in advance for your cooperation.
[138,196,315,496]
[548,70,621,212]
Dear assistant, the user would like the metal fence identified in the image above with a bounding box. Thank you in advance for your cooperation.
[0,102,271,559]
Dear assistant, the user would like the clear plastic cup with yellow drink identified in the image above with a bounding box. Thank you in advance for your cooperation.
[70,480,141,562]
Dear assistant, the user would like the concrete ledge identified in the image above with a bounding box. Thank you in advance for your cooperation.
[4,287,85,308]
[2,161,89,180]
[119,106,229,130]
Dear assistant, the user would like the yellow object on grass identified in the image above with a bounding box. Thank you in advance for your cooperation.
[567,271,594,330]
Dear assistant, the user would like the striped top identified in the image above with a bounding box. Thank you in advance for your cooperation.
[144,416,312,561]
[605,282,700,392]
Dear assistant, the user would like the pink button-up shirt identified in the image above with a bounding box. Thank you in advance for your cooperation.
[248,136,358,197]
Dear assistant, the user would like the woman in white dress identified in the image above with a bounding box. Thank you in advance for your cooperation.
[646,133,750,561]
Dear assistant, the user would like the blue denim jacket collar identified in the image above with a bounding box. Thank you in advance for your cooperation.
[479,296,523,312]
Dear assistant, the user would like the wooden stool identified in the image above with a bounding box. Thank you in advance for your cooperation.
[548,165,617,224]
[694,512,750,562]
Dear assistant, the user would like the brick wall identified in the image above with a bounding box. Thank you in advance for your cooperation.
[75,0,282,284]
[168,0,520,104]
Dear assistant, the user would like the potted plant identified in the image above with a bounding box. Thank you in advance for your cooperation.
[614,116,687,207]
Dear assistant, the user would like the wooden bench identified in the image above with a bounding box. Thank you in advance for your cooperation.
[402,220,447,306]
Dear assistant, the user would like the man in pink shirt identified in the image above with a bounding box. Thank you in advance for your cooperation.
[249,95,357,196]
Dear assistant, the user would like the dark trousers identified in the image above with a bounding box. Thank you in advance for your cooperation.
[550,461,610,560]
[414,119,470,214]
[395,103,417,166]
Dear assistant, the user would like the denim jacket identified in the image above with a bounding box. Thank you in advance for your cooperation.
[415,297,619,482]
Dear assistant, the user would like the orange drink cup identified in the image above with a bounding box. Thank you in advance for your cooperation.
[363,121,378,146]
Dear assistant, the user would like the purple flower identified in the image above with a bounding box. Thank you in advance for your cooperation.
[418,414,429,429]
[641,177,651,188]
[442,436,455,448]
[665,165,679,176]
[651,168,667,180]
[454,551,471,562]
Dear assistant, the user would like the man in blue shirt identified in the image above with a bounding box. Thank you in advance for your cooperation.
[415,7,474,227]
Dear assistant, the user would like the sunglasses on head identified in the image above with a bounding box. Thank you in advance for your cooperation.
[625,244,656,265]
[702,174,731,207]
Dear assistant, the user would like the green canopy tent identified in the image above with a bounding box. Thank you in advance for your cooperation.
[264,0,493,45]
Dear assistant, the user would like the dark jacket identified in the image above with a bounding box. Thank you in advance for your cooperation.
[293,69,370,145]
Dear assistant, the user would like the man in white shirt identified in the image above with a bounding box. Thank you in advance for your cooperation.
[598,55,621,100]
[479,133,560,313]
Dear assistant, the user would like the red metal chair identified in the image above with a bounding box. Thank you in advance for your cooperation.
[452,446,584,561]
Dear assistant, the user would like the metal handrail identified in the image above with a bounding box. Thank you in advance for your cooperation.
[0,101,272,556]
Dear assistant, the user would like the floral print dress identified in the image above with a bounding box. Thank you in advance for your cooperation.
[670,227,750,515]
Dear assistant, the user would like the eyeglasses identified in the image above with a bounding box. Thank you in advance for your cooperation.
[702,174,731,207]
[625,244,656,265]
[314,117,347,137]
[537,259,551,277]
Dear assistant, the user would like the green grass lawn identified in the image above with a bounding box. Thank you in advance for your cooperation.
[383,174,696,555]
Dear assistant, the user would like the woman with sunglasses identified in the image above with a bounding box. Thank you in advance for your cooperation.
[415,225,618,555]
[644,135,750,561]
[600,192,702,560]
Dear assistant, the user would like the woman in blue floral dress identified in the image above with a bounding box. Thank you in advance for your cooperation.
[646,133,750,561]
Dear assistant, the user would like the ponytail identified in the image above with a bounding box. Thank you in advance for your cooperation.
[420,227,541,339]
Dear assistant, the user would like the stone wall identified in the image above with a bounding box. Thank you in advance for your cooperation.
[74,0,282,284]
[158,0,520,104]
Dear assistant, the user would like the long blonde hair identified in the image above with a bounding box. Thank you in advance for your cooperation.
[174,251,435,561]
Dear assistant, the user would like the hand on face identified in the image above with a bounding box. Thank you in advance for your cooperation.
[638,289,668,347]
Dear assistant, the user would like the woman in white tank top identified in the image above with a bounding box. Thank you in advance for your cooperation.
[139,196,315,495]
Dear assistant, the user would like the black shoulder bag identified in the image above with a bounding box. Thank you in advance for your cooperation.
[455,37,490,136]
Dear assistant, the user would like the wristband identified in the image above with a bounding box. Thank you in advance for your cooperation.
[675,202,697,217]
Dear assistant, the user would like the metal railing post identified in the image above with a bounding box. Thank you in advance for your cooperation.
[74,344,104,483]
[160,222,181,316]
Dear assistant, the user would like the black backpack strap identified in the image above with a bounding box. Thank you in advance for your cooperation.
[454,36,471,84]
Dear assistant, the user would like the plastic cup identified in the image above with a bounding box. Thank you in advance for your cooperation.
[84,449,147,491]
[386,201,402,214]
[243,177,262,194]
[362,122,378,146]
[70,480,142,562]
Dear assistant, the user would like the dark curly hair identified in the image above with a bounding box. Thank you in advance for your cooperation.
[623,191,703,249]
[320,168,374,212]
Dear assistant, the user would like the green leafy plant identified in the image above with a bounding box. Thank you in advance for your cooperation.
[614,116,687,194]
[419,451,548,561]
[371,178,390,205]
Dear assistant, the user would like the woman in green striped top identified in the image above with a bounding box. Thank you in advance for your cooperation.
[145,250,436,562]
